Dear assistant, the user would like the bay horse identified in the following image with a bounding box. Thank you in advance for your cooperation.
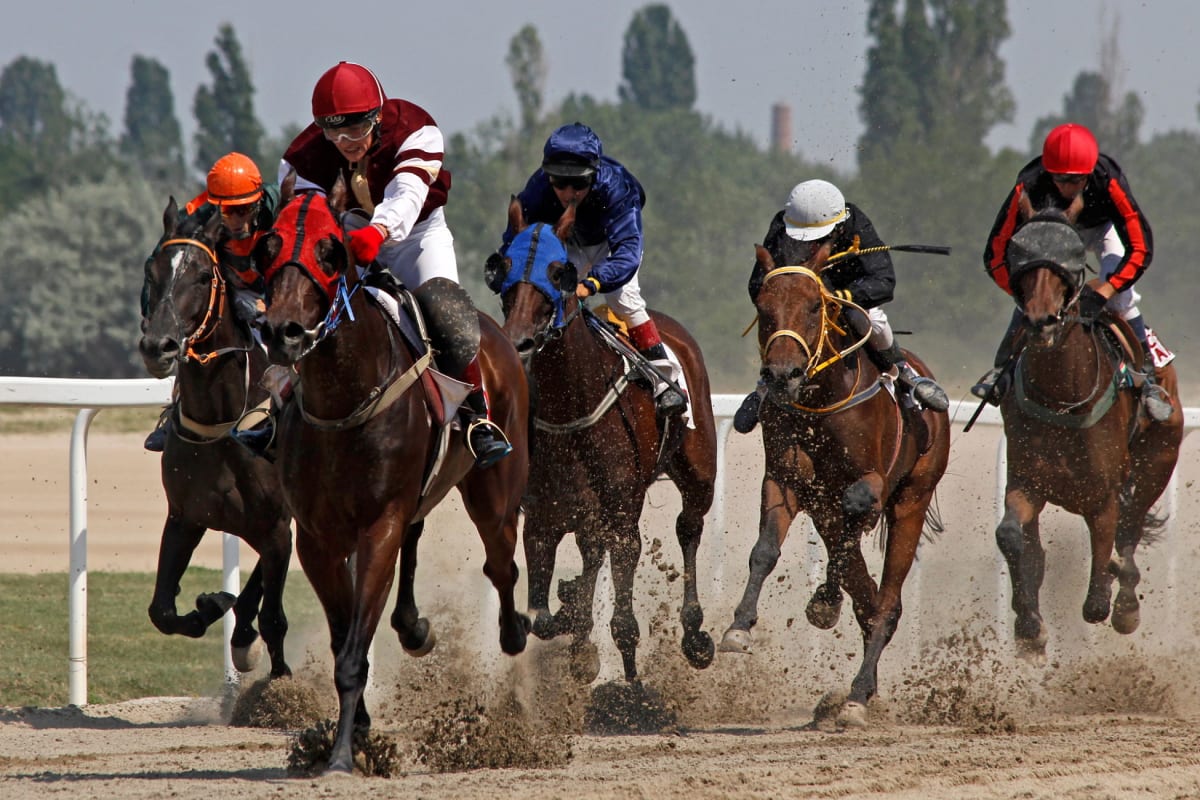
[257,179,530,774]
[491,199,717,683]
[718,245,950,727]
[995,215,1183,657]
[137,201,293,678]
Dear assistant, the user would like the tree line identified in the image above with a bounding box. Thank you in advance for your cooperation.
[0,2,1196,396]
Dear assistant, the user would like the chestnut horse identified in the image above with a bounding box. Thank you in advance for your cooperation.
[257,182,529,774]
[719,246,950,727]
[137,202,293,678]
[996,216,1183,657]
[491,200,717,683]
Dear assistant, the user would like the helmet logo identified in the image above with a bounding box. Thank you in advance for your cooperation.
[322,114,347,127]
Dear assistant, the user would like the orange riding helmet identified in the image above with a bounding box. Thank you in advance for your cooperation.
[206,153,263,208]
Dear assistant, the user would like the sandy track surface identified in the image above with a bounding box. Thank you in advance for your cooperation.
[3,424,1200,797]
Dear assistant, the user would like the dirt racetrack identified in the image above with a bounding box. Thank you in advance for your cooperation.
[3,418,1200,798]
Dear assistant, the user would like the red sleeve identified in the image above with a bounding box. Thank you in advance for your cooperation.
[1103,176,1151,291]
[982,185,1024,296]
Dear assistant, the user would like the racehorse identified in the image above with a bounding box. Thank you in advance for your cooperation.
[137,201,293,678]
[491,198,717,683]
[257,178,530,774]
[718,245,950,727]
[994,215,1183,657]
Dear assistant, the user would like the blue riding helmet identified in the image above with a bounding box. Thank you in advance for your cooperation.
[542,123,602,178]
[498,223,573,328]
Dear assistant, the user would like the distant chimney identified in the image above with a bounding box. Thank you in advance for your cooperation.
[770,103,792,154]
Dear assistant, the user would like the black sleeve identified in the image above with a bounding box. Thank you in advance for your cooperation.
[749,212,787,301]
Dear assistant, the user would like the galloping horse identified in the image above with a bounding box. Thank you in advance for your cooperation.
[258,180,529,774]
[492,199,717,683]
[137,201,293,678]
[719,245,950,726]
[994,215,1182,657]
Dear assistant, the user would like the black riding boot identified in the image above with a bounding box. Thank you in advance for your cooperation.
[971,309,1023,404]
[231,416,277,462]
[144,414,171,452]
[873,342,949,412]
[639,343,687,417]
[464,389,512,469]
[733,384,765,434]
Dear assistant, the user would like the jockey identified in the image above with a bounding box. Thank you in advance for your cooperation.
[280,61,511,468]
[493,122,687,418]
[141,152,281,452]
[976,122,1172,422]
[733,179,950,434]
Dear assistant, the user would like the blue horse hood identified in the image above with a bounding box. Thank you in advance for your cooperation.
[500,222,572,328]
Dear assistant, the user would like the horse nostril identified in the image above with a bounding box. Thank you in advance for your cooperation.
[281,321,306,344]
[516,338,537,355]
[790,367,805,380]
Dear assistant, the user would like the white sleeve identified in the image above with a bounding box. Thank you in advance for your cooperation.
[370,124,443,241]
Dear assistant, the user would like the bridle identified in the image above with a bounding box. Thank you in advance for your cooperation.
[758,266,871,380]
[157,237,254,365]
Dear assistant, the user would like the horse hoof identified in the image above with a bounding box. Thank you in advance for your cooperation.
[683,630,715,669]
[805,597,842,630]
[1112,589,1141,634]
[499,612,530,655]
[1082,595,1111,625]
[401,619,436,657]
[1015,638,1047,664]
[194,591,237,627]
[529,608,559,640]
[232,637,263,673]
[812,689,850,730]
[718,627,753,654]
[570,641,601,684]
[838,701,870,728]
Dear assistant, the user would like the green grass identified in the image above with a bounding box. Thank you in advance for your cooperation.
[0,569,324,707]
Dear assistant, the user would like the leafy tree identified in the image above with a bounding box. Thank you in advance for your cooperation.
[506,25,546,136]
[192,23,265,173]
[0,56,72,150]
[618,4,697,112]
[121,55,187,187]
[0,174,160,377]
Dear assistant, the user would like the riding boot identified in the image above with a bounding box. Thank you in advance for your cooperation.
[144,414,171,452]
[733,383,766,434]
[874,342,949,412]
[231,416,277,462]
[1139,352,1173,423]
[971,310,1023,404]
[639,343,687,417]
[462,357,512,469]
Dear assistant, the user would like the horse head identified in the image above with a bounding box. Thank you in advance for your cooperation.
[1007,214,1088,348]
[752,244,850,406]
[138,201,227,378]
[257,173,351,366]
[489,197,579,363]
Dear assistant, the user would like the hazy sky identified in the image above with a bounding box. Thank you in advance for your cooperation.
[2,1,1196,172]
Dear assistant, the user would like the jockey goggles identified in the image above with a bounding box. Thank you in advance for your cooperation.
[548,174,592,191]
[321,118,375,143]
[1050,173,1087,186]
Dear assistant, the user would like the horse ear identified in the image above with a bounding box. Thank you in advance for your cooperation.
[201,208,224,241]
[755,244,775,269]
[557,261,579,292]
[163,197,178,236]
[254,232,282,269]
[317,233,348,275]
[280,169,296,207]
[507,195,526,234]
[554,202,577,242]
[330,173,348,214]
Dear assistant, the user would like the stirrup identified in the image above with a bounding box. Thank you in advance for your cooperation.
[1142,384,1173,423]
[970,367,1001,400]
[909,377,949,412]
[656,387,687,417]
[467,417,512,469]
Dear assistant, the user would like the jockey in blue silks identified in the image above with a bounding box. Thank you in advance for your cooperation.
[491,122,686,418]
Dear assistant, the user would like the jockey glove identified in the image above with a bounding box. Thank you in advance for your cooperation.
[1077,285,1107,321]
[348,224,386,265]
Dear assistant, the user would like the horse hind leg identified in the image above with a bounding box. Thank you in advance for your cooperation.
[673,489,715,669]
[251,525,294,678]
[562,536,605,683]
[229,560,266,671]
[608,528,643,682]
[391,521,436,656]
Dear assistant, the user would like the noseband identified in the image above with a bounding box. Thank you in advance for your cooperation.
[758,266,870,379]
[158,237,230,365]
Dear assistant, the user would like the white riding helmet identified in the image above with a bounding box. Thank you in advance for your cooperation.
[783,179,847,241]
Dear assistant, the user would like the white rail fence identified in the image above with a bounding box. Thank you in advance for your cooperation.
[0,377,1194,706]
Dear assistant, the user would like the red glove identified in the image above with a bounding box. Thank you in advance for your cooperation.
[348,224,386,265]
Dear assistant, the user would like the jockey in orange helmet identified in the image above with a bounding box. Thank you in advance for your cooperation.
[976,122,1172,422]
[141,152,282,452]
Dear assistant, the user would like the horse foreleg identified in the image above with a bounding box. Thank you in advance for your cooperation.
[720,476,800,654]
[1110,478,1153,635]
[229,561,264,671]
[564,533,605,684]
[478,514,530,657]
[252,523,293,678]
[996,489,1048,655]
[1082,498,1120,626]
[608,525,643,682]
[148,516,229,638]
[806,510,845,629]
[674,487,715,669]
[523,512,568,640]
[391,521,435,655]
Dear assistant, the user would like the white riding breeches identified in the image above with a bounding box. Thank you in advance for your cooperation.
[1078,222,1141,321]
[568,241,650,329]
[845,306,894,351]
[375,207,459,289]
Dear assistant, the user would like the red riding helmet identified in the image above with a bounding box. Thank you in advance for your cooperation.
[206,152,263,207]
[1042,123,1099,175]
[311,61,385,127]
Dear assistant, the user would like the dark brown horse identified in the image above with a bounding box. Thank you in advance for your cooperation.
[257,181,529,774]
[719,246,950,726]
[995,217,1183,657]
[137,201,293,678]
[491,200,717,683]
